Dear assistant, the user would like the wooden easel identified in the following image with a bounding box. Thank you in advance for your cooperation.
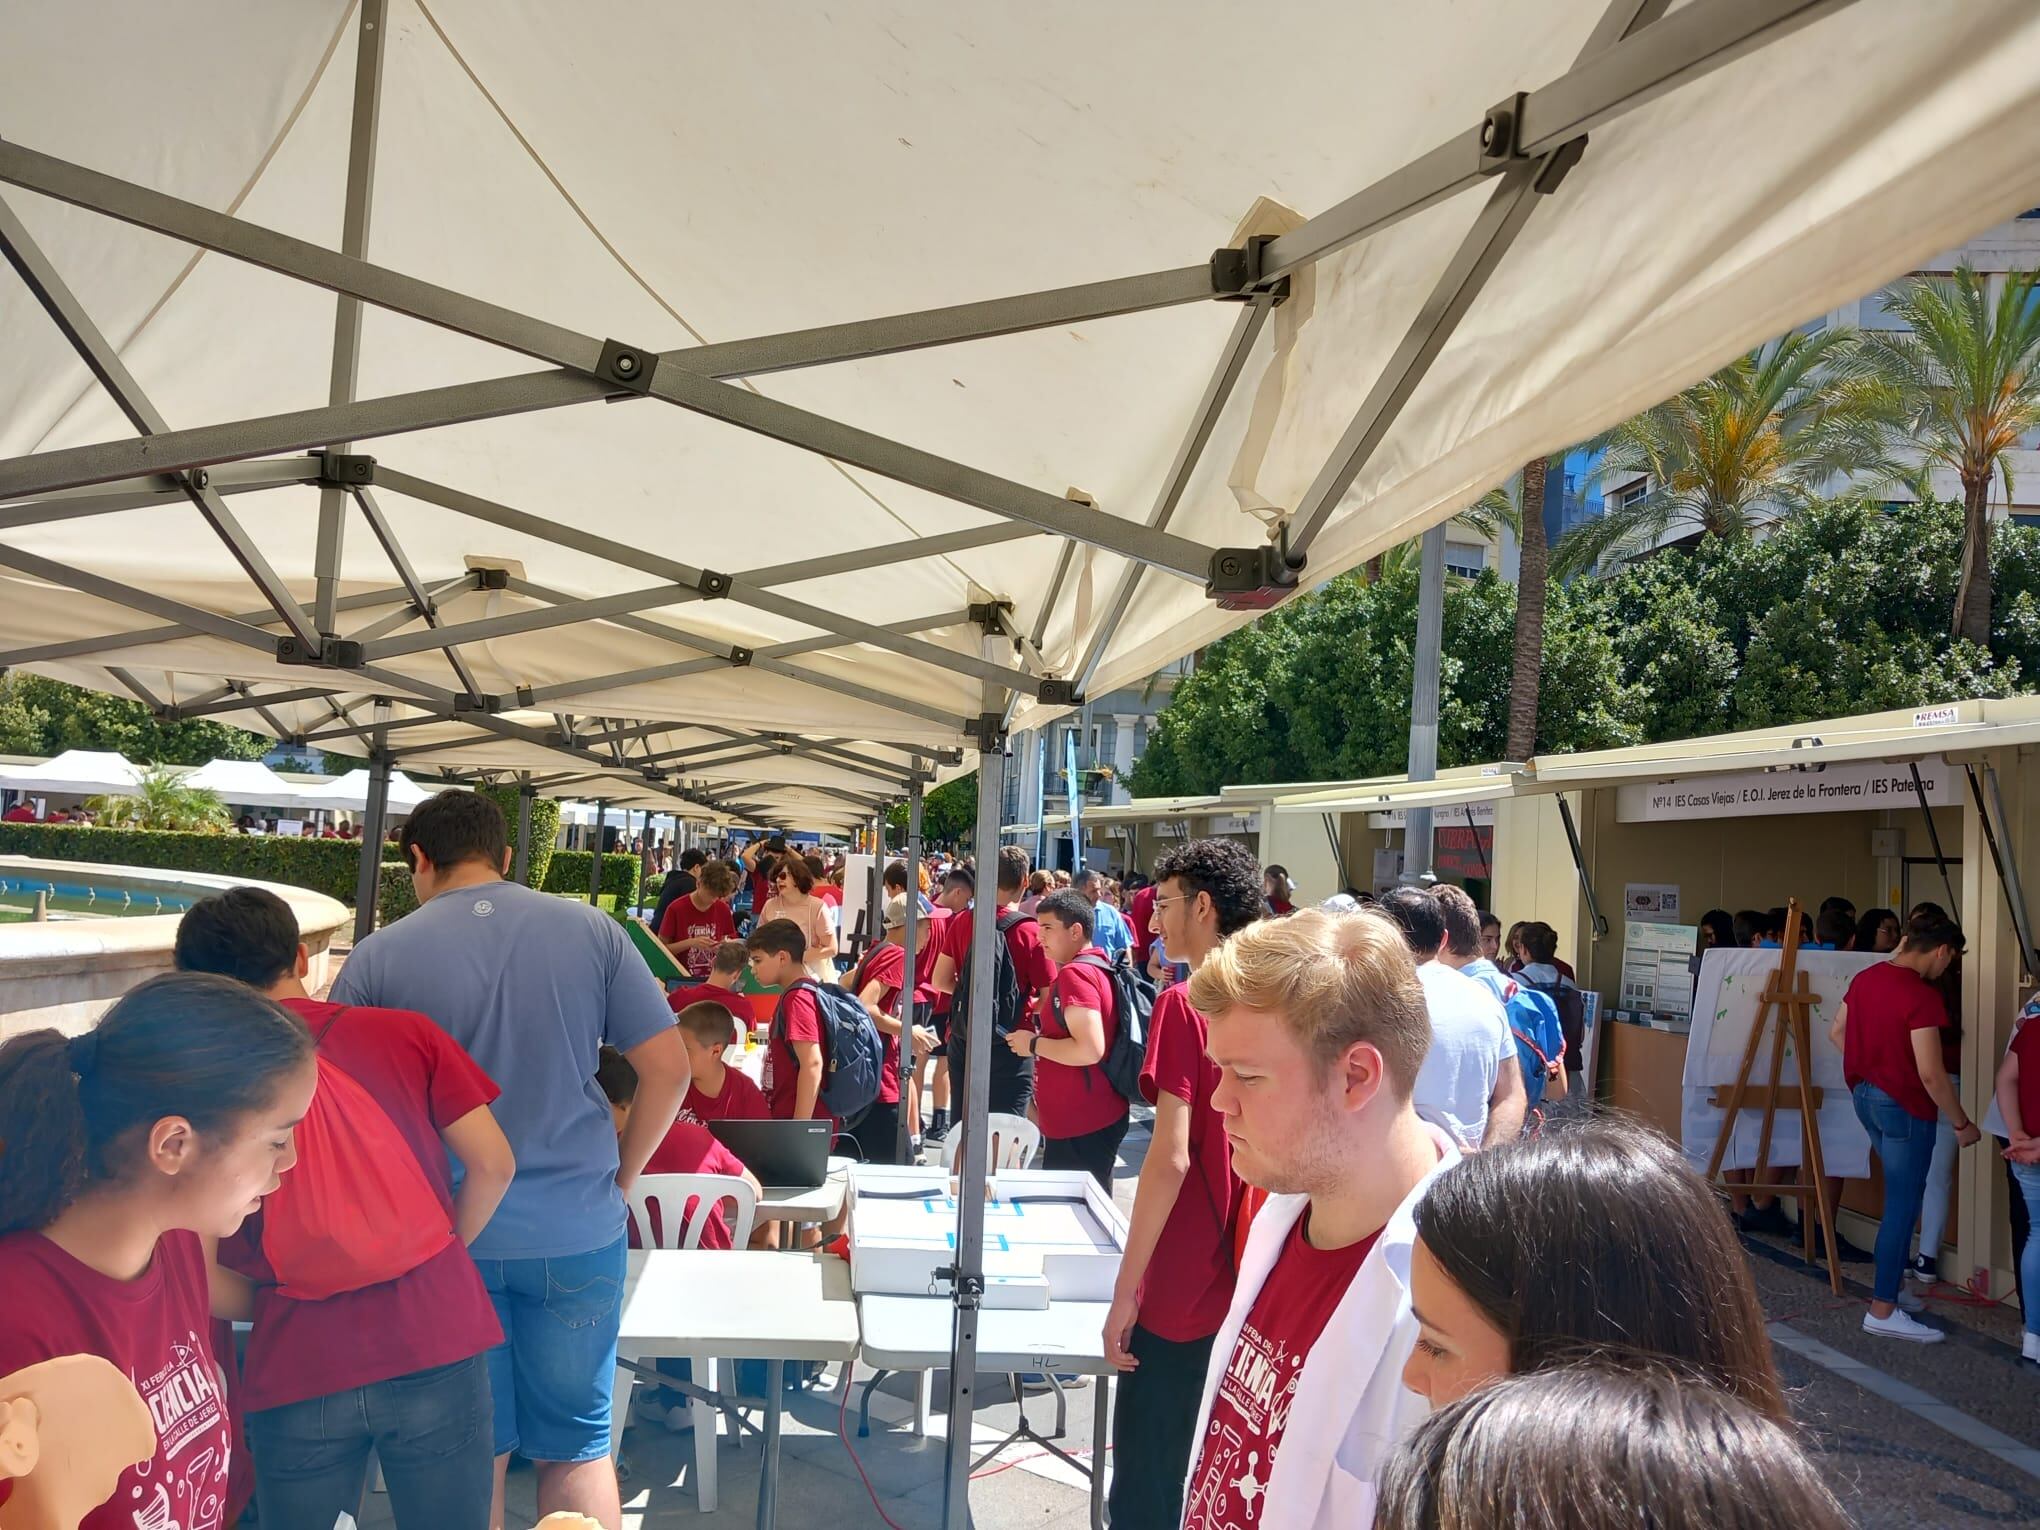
[1702,897,1843,1295]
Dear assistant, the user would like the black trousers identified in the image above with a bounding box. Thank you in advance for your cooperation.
[846,1098,903,1165]
[1043,1115,1130,1191]
[1107,1325,1216,1530]
[2005,1137,2032,1308]
[950,1032,1036,1118]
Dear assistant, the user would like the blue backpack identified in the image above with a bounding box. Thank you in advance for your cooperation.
[778,978,884,1127]
[1504,986,1565,1109]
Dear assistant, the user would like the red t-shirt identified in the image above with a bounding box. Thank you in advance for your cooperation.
[766,983,835,1125]
[681,1062,771,1126]
[2013,1018,2040,1134]
[1129,885,1158,967]
[1138,983,1241,1341]
[219,999,503,1413]
[0,1229,233,1530]
[818,883,844,908]
[923,906,954,1014]
[2,804,36,821]
[632,1122,750,1250]
[1842,960,1948,1121]
[1183,1216,1381,1530]
[854,941,907,1105]
[658,896,738,980]
[945,905,1057,1020]
[669,979,752,1034]
[1036,947,1127,1140]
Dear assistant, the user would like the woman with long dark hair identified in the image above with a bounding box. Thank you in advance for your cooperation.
[1401,1116,1785,1419]
[1376,1365,1847,1530]
[0,973,316,1530]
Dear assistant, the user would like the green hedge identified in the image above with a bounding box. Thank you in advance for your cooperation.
[376,862,418,927]
[0,823,390,905]
[477,786,562,892]
[541,849,640,907]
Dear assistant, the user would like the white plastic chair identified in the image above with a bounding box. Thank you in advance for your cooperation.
[615,1173,756,1512]
[936,1111,1042,1171]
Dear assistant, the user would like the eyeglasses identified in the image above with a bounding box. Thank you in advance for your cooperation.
[1152,893,1192,909]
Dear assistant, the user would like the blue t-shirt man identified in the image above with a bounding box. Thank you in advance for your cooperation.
[1091,898,1135,963]
[332,878,674,1260]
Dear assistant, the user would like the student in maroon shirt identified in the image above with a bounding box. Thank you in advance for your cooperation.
[174,887,515,1530]
[1105,838,1260,1530]
[920,868,973,1142]
[667,939,757,1037]
[1010,888,1129,1190]
[844,895,914,1165]
[672,994,771,1126]
[0,973,317,1530]
[657,860,741,981]
[930,846,1057,1118]
[746,919,834,1127]
[1829,907,1978,1342]
[1180,908,1454,1530]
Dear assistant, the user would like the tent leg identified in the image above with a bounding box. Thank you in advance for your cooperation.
[1403,523,1446,881]
[514,775,533,886]
[351,745,392,943]
[591,800,608,906]
[943,689,1009,1529]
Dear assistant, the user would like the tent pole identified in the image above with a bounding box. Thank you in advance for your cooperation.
[514,774,533,886]
[1403,524,1446,881]
[898,775,925,1166]
[590,800,608,906]
[313,0,388,636]
[943,635,1012,1528]
[352,742,392,943]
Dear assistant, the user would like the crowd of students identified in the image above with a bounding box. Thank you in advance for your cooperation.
[0,787,1924,1530]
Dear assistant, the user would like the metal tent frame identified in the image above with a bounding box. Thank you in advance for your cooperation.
[0,1,1892,1520]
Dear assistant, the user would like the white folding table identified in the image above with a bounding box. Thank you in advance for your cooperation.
[755,1154,853,1233]
[855,1294,1115,1530]
[609,1249,861,1529]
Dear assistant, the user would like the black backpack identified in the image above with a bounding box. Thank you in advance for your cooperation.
[777,978,884,1127]
[1053,952,1155,1106]
[1521,972,1586,1071]
[949,909,1033,1059]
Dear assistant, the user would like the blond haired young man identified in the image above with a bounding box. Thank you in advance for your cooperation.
[1180,909,1458,1530]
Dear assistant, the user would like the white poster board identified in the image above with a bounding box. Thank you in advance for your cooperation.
[1621,920,1696,1018]
[839,851,878,942]
[1679,947,1883,1177]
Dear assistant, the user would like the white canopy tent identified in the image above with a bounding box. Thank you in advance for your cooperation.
[287,764,432,815]
[176,756,313,810]
[5,1,2040,1516]
[0,748,145,798]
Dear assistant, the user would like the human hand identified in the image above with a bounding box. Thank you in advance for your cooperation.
[2005,1136,2040,1164]
[1955,1121,1982,1149]
[1103,1291,1140,1372]
[1004,1029,1034,1058]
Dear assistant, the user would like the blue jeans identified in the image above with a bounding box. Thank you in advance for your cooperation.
[2012,1161,2040,1337]
[246,1353,493,1530]
[1852,1082,1939,1303]
[473,1233,626,1463]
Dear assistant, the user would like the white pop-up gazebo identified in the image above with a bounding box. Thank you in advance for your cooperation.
[177,755,315,810]
[4,1,2040,1516]
[0,748,145,798]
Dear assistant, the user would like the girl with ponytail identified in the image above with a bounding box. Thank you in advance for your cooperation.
[0,971,315,1530]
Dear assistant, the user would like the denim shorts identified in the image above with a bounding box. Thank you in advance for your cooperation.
[472,1233,626,1463]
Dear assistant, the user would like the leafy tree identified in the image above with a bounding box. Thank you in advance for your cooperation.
[85,765,231,832]
[1858,264,2040,643]
[1559,327,1895,570]
[884,771,980,845]
[0,674,271,765]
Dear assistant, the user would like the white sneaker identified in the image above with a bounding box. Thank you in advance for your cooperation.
[1863,1307,1944,1343]
[2022,1333,2040,1362]
[1895,1286,1925,1314]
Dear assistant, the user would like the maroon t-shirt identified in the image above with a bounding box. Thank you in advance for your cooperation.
[1137,983,1241,1341]
[853,941,907,1104]
[1842,960,1948,1121]
[657,896,738,980]
[0,1230,233,1530]
[680,1062,771,1126]
[915,905,951,1009]
[668,979,753,1032]
[220,999,504,1413]
[2013,1019,2040,1135]
[1183,1217,1381,1530]
[1036,947,1126,1140]
[635,1122,750,1250]
[1129,884,1158,968]
[766,983,835,1125]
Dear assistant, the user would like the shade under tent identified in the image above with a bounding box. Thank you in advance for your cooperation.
[4,1,2040,1519]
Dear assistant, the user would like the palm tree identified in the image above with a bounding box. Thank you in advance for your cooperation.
[1857,264,2040,644]
[87,766,230,832]
[1555,326,1895,571]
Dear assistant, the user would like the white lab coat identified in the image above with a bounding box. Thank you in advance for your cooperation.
[1183,1126,1461,1530]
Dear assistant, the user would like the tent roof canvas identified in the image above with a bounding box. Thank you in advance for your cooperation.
[0,748,146,797]
[176,756,313,809]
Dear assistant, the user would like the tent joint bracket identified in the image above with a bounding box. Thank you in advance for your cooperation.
[1479,93,1528,172]
[452,693,502,713]
[728,645,754,666]
[1210,234,1290,305]
[276,634,366,669]
[964,713,1009,750]
[1209,526,1301,611]
[314,450,377,486]
[595,339,658,394]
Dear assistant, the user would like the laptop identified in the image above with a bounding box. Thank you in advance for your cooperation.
[709,1118,831,1190]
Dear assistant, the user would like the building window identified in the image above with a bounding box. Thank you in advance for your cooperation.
[1612,478,1650,512]
[1443,541,1485,578]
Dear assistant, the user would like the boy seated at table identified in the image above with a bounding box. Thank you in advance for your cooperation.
[675,998,771,1127]
[668,939,757,1034]
[597,1048,767,1251]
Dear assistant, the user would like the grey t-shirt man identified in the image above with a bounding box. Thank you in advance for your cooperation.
[332,878,673,1260]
